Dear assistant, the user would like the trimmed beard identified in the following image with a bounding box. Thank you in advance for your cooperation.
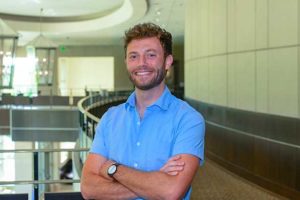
[128,63,167,91]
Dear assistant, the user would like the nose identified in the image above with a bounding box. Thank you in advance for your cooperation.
[138,55,147,66]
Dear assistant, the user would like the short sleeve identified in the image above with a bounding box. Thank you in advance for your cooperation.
[89,112,109,158]
[172,110,205,165]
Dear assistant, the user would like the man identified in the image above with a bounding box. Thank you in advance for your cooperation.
[81,23,205,200]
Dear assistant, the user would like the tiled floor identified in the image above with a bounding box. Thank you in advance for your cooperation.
[191,159,288,200]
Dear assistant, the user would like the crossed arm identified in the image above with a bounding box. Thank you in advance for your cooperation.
[80,153,199,200]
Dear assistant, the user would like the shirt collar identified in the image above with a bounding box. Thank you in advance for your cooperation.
[125,91,136,109]
[125,86,173,111]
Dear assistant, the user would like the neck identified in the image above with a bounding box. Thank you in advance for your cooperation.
[135,83,165,118]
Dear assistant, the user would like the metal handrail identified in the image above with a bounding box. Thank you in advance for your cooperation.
[0,179,80,186]
[77,91,131,124]
[77,95,101,123]
[77,91,131,140]
[0,147,88,193]
[0,148,89,154]
[86,96,128,112]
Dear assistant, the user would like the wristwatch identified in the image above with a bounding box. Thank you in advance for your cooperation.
[107,162,120,178]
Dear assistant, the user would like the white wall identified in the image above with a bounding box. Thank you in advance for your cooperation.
[58,57,114,96]
[56,45,132,92]
[185,0,299,118]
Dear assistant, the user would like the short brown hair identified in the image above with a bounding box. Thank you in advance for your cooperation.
[124,23,172,57]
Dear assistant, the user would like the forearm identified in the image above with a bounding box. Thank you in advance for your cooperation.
[81,170,137,199]
[114,165,183,200]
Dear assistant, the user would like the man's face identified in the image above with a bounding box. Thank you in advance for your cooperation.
[125,37,173,90]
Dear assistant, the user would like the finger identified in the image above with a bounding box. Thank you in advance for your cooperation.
[168,155,181,162]
[164,166,184,173]
[166,161,185,167]
[167,171,179,176]
[160,161,185,172]
[161,165,184,174]
[160,155,185,172]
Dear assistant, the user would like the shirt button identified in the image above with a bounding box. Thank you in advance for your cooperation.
[136,142,140,146]
[134,163,138,168]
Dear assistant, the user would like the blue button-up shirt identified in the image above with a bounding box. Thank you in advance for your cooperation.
[90,87,205,199]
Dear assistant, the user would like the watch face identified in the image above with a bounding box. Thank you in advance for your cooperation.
[108,165,117,175]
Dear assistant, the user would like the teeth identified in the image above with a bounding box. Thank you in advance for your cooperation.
[136,71,151,76]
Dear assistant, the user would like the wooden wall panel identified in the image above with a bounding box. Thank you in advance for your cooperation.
[187,98,300,199]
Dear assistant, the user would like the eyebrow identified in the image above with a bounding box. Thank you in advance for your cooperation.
[128,49,158,54]
[127,52,138,58]
[145,49,157,53]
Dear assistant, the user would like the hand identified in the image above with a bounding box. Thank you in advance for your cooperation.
[160,155,185,176]
[98,159,115,181]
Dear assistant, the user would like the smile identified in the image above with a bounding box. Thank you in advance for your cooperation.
[136,71,152,76]
[134,69,153,76]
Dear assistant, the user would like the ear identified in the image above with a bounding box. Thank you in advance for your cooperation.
[165,55,173,70]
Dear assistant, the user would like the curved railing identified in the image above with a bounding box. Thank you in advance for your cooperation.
[0,90,131,200]
[77,90,131,139]
[186,98,300,199]
[75,90,131,178]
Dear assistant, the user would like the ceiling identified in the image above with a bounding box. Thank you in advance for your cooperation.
[0,0,185,47]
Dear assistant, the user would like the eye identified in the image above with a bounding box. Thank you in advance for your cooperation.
[147,53,157,58]
[128,54,138,60]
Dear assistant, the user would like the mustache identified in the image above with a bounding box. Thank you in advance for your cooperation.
[136,65,151,69]
[131,65,154,73]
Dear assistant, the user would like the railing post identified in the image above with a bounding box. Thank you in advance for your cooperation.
[33,152,39,200]
[92,121,96,139]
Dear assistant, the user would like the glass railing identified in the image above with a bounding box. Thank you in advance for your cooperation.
[0,143,89,200]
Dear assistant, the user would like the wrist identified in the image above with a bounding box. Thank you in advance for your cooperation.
[107,162,121,179]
